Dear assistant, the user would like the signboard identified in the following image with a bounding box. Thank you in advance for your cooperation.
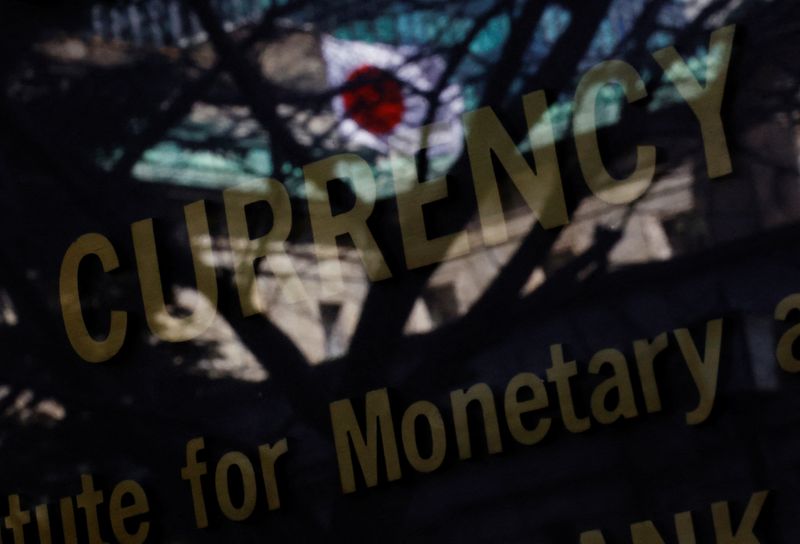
[1,0,799,541]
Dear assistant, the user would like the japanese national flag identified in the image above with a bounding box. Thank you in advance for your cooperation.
[321,35,464,158]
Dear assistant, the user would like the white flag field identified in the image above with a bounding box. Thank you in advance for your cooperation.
[320,35,465,159]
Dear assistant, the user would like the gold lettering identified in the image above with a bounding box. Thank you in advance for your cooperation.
[634,333,669,413]
[180,437,209,528]
[132,200,218,342]
[589,348,638,424]
[547,344,591,433]
[76,474,104,544]
[711,490,768,543]
[674,319,723,425]
[774,293,800,373]
[215,452,257,522]
[329,388,401,493]
[304,154,391,296]
[450,383,502,459]
[4,494,31,544]
[504,372,551,445]
[257,439,288,511]
[574,60,656,204]
[391,122,470,268]
[59,233,127,362]
[224,181,307,316]
[464,90,568,246]
[653,25,735,178]
[109,480,149,544]
[401,400,447,473]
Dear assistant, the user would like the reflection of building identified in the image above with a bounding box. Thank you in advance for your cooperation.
[89,0,267,47]
[35,2,800,368]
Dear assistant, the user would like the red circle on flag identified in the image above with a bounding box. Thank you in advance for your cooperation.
[342,65,405,135]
